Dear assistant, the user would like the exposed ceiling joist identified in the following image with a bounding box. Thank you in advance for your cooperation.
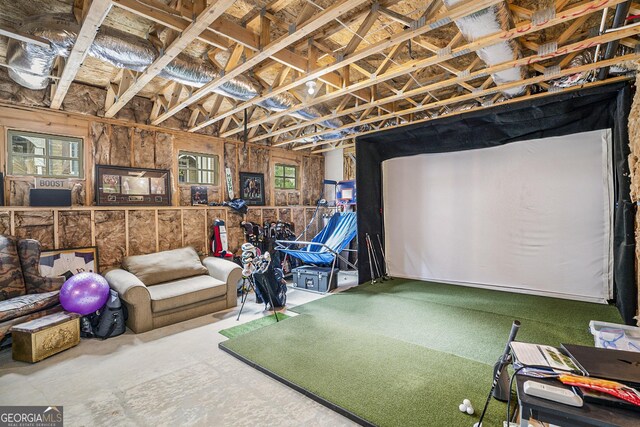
[314,0,402,42]
[223,0,626,142]
[240,0,296,26]
[198,0,505,134]
[343,6,381,56]
[50,0,113,110]
[294,54,639,150]
[150,0,371,126]
[313,75,632,153]
[103,0,234,118]
[115,0,366,97]
[112,0,231,50]
[0,24,50,48]
[2,0,636,153]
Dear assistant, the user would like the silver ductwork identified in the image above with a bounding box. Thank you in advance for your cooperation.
[7,14,79,90]
[444,0,526,97]
[7,13,344,139]
[550,50,596,88]
[550,46,636,89]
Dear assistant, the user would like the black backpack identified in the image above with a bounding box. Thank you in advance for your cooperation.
[81,289,128,339]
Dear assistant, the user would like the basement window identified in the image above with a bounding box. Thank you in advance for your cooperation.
[275,164,298,190]
[178,151,219,185]
[8,130,83,178]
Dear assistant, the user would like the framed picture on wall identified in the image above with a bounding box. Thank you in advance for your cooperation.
[95,165,171,206]
[239,172,265,206]
[191,186,208,205]
[39,247,98,280]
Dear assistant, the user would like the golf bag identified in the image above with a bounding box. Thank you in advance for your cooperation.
[241,243,287,310]
[253,259,287,310]
[266,221,300,275]
[241,221,267,253]
[266,220,296,245]
[210,219,233,259]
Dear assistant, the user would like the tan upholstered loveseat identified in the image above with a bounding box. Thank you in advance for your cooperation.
[105,247,242,333]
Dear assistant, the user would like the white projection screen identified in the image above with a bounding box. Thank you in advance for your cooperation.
[382,129,613,302]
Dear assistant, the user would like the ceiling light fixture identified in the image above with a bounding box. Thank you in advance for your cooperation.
[306,80,317,95]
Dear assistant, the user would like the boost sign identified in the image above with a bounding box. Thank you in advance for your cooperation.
[35,178,69,189]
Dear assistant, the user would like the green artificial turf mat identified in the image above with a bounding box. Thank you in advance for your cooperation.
[300,279,623,328]
[221,279,623,426]
[290,280,622,365]
[221,314,506,427]
[219,313,290,339]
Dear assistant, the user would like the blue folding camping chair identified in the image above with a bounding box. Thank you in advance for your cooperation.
[275,212,358,287]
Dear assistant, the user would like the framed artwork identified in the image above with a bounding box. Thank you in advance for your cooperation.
[39,247,98,280]
[239,172,265,206]
[191,186,208,205]
[95,165,171,206]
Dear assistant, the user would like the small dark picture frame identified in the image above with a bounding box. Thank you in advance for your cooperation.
[239,172,265,206]
[191,186,208,205]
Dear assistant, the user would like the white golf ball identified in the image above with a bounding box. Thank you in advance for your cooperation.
[473,423,482,427]
[459,403,467,412]
[466,406,475,415]
[463,399,471,407]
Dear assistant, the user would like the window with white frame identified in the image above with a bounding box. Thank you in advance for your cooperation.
[8,130,83,178]
[178,151,219,185]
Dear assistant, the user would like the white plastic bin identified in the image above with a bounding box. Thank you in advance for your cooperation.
[589,320,640,352]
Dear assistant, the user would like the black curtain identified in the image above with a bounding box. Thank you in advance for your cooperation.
[356,82,637,324]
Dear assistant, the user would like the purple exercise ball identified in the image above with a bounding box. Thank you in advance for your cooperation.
[59,272,110,315]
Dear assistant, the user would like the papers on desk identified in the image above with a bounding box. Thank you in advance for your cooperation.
[510,342,584,375]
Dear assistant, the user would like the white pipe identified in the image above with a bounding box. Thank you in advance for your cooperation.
[604,21,640,33]
[594,7,609,62]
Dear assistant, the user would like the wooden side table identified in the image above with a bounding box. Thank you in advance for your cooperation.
[11,312,81,363]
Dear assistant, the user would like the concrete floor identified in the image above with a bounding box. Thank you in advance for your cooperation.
[0,285,357,427]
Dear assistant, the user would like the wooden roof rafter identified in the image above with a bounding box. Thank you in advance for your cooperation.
[112,0,231,50]
[250,0,442,93]
[220,0,627,143]
[103,0,235,118]
[149,0,373,126]
[50,0,113,110]
[0,25,50,48]
[111,0,359,96]
[193,0,506,135]
[269,20,640,147]
[292,53,639,150]
[315,74,633,153]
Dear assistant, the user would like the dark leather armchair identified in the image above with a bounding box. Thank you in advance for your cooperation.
[0,236,65,343]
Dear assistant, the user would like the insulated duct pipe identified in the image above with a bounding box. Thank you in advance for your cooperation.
[6,13,346,139]
[443,0,526,97]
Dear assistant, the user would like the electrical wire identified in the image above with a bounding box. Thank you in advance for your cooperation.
[506,366,526,426]
[505,364,576,425]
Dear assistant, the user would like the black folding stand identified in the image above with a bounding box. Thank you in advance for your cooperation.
[236,275,279,322]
